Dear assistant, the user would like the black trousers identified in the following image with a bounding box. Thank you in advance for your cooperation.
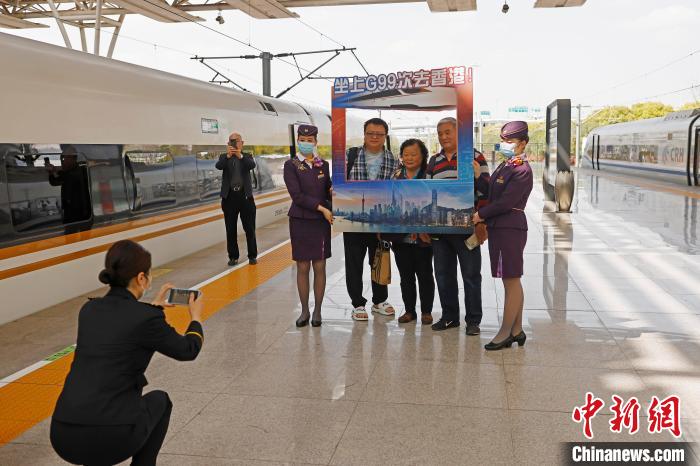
[392,243,435,315]
[50,390,172,466]
[222,190,257,261]
[343,233,388,308]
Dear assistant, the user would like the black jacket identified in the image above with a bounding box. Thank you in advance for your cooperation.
[52,287,203,426]
[215,152,256,199]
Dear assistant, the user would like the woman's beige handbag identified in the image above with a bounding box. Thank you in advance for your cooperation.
[371,241,392,285]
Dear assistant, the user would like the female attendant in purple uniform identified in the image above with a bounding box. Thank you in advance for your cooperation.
[283,124,333,327]
[472,121,534,351]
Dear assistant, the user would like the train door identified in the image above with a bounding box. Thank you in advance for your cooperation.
[595,135,601,170]
[694,127,700,186]
[123,148,176,212]
[0,146,12,244]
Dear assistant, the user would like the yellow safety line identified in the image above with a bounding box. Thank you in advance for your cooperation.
[0,242,294,446]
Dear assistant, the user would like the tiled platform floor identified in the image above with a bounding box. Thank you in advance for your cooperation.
[1,167,700,465]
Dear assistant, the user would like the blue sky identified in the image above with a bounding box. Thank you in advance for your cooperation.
[6,0,700,124]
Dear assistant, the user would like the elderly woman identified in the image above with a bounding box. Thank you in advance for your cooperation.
[283,124,333,327]
[390,139,435,324]
[472,121,534,351]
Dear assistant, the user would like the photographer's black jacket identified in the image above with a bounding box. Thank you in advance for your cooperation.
[215,152,256,199]
[52,287,203,425]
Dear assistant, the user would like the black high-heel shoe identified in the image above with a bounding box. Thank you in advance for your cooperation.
[296,315,310,328]
[311,319,322,327]
[484,335,514,351]
[511,331,527,346]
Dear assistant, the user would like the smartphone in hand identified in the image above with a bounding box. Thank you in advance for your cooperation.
[167,288,201,306]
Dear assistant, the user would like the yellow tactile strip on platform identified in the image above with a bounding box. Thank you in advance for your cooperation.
[0,242,294,446]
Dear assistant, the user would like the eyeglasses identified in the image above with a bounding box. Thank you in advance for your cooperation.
[365,132,386,138]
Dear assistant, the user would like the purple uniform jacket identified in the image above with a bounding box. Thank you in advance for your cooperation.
[283,158,332,220]
[478,160,533,230]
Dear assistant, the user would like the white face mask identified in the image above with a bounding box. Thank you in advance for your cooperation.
[499,142,517,158]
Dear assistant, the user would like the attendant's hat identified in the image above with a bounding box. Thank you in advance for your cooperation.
[500,121,529,141]
[297,124,318,137]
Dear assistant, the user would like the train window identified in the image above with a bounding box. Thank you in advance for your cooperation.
[195,151,223,200]
[123,149,176,211]
[174,155,199,205]
[258,102,278,115]
[3,144,92,234]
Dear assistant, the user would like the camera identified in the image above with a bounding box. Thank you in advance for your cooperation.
[216,12,225,24]
[502,2,509,13]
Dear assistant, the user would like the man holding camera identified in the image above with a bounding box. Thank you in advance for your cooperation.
[216,132,258,266]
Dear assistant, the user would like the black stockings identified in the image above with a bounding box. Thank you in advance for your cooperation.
[494,277,524,342]
[296,259,326,320]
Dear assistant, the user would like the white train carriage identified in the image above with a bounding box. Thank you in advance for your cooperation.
[583,109,700,186]
[0,32,362,324]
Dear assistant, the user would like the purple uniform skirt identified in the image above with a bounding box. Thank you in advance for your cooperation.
[289,217,331,261]
[488,228,527,278]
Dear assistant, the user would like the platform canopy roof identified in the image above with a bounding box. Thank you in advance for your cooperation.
[0,0,588,26]
[0,0,586,56]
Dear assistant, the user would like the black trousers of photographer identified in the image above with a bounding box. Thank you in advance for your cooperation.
[50,390,172,466]
[222,189,257,261]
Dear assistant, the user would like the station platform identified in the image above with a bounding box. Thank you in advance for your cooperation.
[0,166,699,465]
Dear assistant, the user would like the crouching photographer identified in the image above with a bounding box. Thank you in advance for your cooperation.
[50,239,204,466]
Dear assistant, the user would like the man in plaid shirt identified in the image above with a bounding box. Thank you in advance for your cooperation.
[427,117,490,334]
[344,117,399,321]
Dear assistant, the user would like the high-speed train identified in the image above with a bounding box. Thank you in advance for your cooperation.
[0,32,364,325]
[582,109,700,186]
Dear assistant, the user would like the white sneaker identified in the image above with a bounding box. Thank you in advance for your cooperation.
[351,306,369,321]
[371,302,395,316]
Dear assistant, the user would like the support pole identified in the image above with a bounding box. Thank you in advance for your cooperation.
[261,52,273,97]
[94,0,102,55]
[47,0,72,49]
[107,14,126,58]
[575,104,581,168]
[479,112,483,148]
[79,23,88,52]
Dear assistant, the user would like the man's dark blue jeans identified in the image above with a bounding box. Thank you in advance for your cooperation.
[432,235,483,325]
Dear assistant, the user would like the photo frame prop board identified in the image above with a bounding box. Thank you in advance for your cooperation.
[331,66,474,234]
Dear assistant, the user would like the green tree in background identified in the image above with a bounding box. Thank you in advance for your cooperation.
[582,101,699,136]
[678,101,700,111]
[475,101,698,163]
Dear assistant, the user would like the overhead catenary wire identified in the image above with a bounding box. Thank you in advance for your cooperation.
[17,6,329,107]
[19,1,366,103]
[580,47,700,101]
[137,0,354,82]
